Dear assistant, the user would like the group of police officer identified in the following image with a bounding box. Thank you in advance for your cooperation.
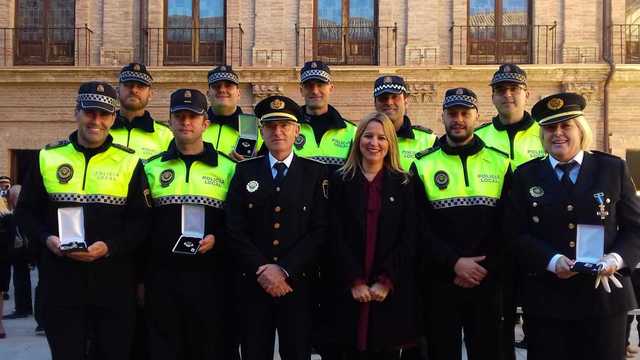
[11,59,640,360]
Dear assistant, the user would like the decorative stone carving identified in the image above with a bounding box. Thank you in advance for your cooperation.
[407,82,437,103]
[562,82,598,101]
[251,83,285,103]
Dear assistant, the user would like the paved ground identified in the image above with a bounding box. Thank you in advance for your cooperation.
[0,269,637,359]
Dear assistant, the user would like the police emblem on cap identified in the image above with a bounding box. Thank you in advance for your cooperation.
[221,66,226,71]
[134,64,141,71]
[246,180,259,193]
[96,84,104,93]
[456,88,464,95]
[311,62,317,68]
[504,65,511,72]
[184,90,192,99]
[529,186,544,198]
[294,134,306,149]
[160,169,175,187]
[547,98,564,110]
[270,99,285,110]
[384,76,392,83]
[434,170,449,190]
[56,164,74,184]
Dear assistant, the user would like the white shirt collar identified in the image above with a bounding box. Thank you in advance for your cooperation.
[548,150,584,169]
[268,151,294,169]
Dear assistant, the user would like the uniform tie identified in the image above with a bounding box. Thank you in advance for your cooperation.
[557,161,577,190]
[274,162,287,185]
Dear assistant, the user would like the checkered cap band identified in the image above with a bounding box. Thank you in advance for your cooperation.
[77,93,119,107]
[492,72,526,84]
[50,193,127,206]
[309,156,345,166]
[431,196,498,210]
[154,195,224,209]
[374,83,407,97]
[301,69,332,82]
[119,71,153,85]
[444,95,478,105]
[208,72,239,84]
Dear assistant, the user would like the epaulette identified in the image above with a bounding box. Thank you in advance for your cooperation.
[155,121,170,129]
[239,155,265,163]
[217,151,237,163]
[145,152,164,163]
[474,122,493,131]
[44,139,70,150]
[518,155,547,170]
[411,125,433,134]
[591,150,622,160]
[485,145,509,158]
[111,143,136,154]
[415,146,439,160]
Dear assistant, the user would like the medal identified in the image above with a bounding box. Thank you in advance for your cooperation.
[593,192,609,220]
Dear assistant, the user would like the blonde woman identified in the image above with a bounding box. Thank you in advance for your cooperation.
[327,112,418,359]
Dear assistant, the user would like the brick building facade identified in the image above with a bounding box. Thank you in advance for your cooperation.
[1,0,640,183]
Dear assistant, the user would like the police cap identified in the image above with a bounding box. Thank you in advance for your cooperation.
[374,75,408,97]
[207,65,239,86]
[490,63,527,86]
[300,61,332,84]
[443,87,478,110]
[119,62,153,86]
[255,95,300,123]
[532,92,586,126]
[77,81,118,114]
[170,89,208,115]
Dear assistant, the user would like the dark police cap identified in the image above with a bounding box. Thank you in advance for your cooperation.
[373,75,408,97]
[77,81,118,113]
[170,89,208,115]
[443,88,478,110]
[119,62,153,86]
[490,63,527,86]
[207,65,239,85]
[300,60,332,83]
[532,92,586,126]
[254,95,300,123]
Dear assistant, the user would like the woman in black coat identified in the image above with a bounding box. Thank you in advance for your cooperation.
[328,112,418,360]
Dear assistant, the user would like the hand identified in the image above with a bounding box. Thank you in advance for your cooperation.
[46,235,63,256]
[595,272,624,293]
[453,275,479,288]
[229,151,246,162]
[598,254,620,276]
[454,256,488,286]
[66,241,109,262]
[351,284,372,303]
[256,264,292,298]
[136,283,145,306]
[198,234,215,254]
[369,282,390,302]
[554,256,577,279]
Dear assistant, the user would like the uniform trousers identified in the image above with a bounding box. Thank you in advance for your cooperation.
[427,279,502,360]
[527,312,627,360]
[44,302,135,360]
[146,269,224,360]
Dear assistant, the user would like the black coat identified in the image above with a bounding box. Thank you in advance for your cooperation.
[505,151,640,320]
[327,168,418,349]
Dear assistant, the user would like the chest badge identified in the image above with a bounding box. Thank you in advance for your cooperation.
[593,192,609,220]
[434,170,449,190]
[294,134,306,149]
[160,169,175,187]
[56,164,74,184]
[529,186,544,198]
[247,180,259,193]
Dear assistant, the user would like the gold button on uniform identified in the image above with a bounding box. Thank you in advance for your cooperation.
[302,206,307,211]
[275,206,281,213]
[532,202,538,208]
[568,223,575,230]
[532,216,539,223]
[248,203,253,209]
[567,204,574,211]
[273,256,278,261]
[276,187,281,192]
[273,240,280,246]
[569,241,576,248]
[274,222,281,229]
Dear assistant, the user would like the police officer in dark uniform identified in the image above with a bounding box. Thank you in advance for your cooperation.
[143,89,237,360]
[373,75,437,171]
[411,88,511,360]
[16,81,151,360]
[112,63,173,160]
[505,92,640,360]
[225,95,329,360]
[203,65,262,162]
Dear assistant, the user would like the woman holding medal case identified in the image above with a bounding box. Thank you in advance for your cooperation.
[142,88,237,360]
[505,92,640,360]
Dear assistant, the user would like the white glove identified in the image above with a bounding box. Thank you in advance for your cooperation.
[595,254,623,293]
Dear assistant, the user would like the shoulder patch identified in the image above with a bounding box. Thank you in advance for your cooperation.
[474,122,493,132]
[44,139,70,150]
[485,145,509,158]
[111,143,136,154]
[411,125,433,134]
[217,151,238,163]
[155,121,170,129]
[415,146,439,160]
